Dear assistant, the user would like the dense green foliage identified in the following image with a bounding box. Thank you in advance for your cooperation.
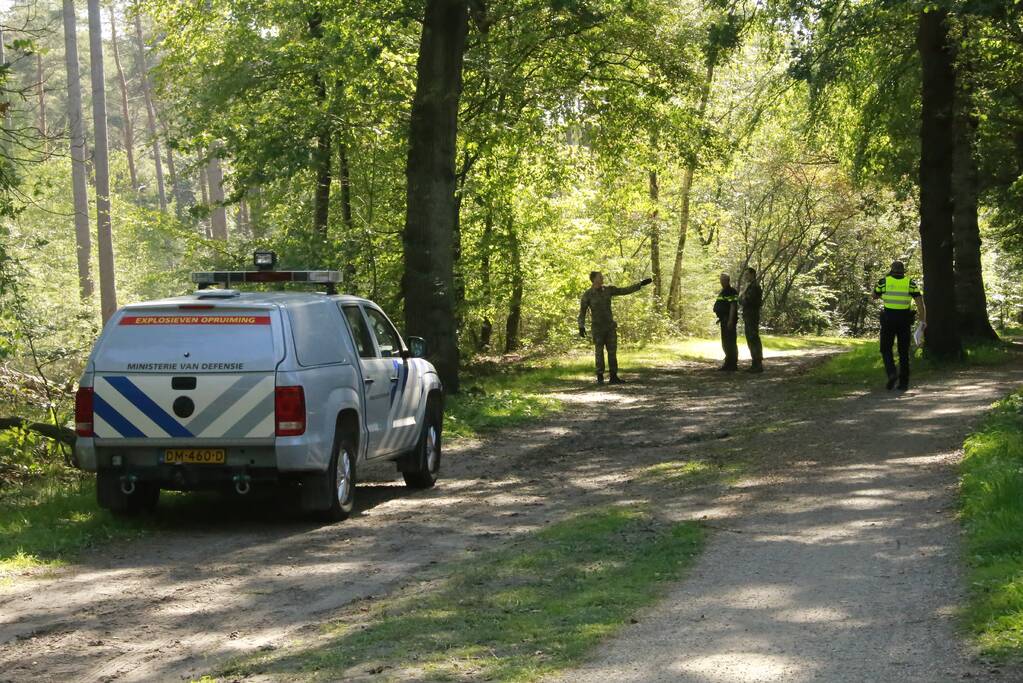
[0,0,1020,481]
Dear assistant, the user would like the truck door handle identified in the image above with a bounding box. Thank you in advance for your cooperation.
[364,378,375,385]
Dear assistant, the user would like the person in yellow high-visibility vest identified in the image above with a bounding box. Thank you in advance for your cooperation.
[872,260,926,391]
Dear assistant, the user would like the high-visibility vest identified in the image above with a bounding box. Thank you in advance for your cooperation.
[882,275,913,310]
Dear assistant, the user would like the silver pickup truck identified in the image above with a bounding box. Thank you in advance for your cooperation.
[73,261,444,522]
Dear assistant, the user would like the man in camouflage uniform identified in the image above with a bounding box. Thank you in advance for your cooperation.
[714,273,739,371]
[579,271,652,384]
[739,266,764,373]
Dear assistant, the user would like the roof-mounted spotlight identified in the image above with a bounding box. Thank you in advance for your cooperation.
[253,250,278,271]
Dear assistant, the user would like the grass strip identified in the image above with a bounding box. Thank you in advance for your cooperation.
[803,339,1017,398]
[219,507,704,682]
[961,390,1023,659]
[447,334,860,438]
[0,477,148,576]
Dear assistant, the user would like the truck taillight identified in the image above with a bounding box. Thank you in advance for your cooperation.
[75,387,94,437]
[275,386,306,436]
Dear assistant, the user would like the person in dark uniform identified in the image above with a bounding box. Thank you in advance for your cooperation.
[739,266,763,373]
[873,260,926,391]
[579,271,652,384]
[714,273,739,371]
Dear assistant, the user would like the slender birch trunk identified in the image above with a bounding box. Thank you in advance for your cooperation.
[62,0,94,299]
[109,4,138,191]
[87,0,118,322]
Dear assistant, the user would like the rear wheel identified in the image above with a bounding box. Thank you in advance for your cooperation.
[316,437,356,523]
[403,404,441,489]
[97,471,160,516]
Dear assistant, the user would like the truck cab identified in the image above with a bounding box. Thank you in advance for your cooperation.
[74,260,444,522]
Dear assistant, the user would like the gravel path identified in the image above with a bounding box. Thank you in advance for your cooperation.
[561,362,1023,683]
[2,347,1021,682]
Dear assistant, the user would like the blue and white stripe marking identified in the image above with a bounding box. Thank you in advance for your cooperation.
[93,374,275,439]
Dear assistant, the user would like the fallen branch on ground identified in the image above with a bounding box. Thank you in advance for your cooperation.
[0,416,75,445]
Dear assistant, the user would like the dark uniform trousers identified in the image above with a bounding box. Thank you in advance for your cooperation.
[744,311,763,367]
[593,327,618,376]
[720,321,738,369]
[880,308,913,386]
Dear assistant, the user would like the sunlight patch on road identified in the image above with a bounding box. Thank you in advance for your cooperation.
[674,652,810,681]
[774,606,860,624]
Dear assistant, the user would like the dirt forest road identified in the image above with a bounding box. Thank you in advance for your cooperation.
[1,347,1022,682]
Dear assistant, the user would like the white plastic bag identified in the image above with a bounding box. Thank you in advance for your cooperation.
[913,321,926,348]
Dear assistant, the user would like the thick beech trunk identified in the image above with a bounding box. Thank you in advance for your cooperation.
[951,27,997,341]
[62,0,94,299]
[402,0,469,392]
[917,8,961,358]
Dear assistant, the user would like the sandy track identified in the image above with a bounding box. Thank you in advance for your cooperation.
[0,351,814,682]
[560,363,1023,683]
[2,349,1019,682]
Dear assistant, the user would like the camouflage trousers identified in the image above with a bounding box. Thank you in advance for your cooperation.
[592,328,618,376]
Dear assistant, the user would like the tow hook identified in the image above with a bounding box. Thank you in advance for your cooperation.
[233,474,251,496]
[120,474,137,496]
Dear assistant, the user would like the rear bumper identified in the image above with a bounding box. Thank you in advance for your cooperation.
[75,436,330,475]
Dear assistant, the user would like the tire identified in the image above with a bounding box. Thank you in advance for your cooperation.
[96,471,160,516]
[403,403,441,489]
[318,436,357,523]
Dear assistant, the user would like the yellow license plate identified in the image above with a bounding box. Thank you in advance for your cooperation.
[164,448,226,465]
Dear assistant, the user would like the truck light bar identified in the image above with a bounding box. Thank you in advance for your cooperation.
[191,270,342,294]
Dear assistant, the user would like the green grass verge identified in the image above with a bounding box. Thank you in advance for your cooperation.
[0,477,148,577]
[803,338,1018,398]
[218,507,704,682]
[447,335,859,439]
[961,391,1023,659]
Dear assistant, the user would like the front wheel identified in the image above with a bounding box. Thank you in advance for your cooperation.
[403,406,441,489]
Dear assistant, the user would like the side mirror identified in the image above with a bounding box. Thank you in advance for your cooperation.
[407,336,428,359]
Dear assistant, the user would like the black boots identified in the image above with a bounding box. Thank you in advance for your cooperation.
[609,375,625,385]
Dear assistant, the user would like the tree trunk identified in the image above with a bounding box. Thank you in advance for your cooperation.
[0,27,10,133]
[649,169,662,302]
[951,24,997,341]
[402,0,470,393]
[666,59,715,318]
[132,6,166,212]
[504,219,523,354]
[207,151,227,240]
[87,0,118,323]
[62,1,94,300]
[917,8,961,359]
[199,159,210,237]
[478,204,493,351]
[36,52,46,140]
[308,13,332,242]
[250,185,263,239]
[338,141,353,231]
[109,5,137,191]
